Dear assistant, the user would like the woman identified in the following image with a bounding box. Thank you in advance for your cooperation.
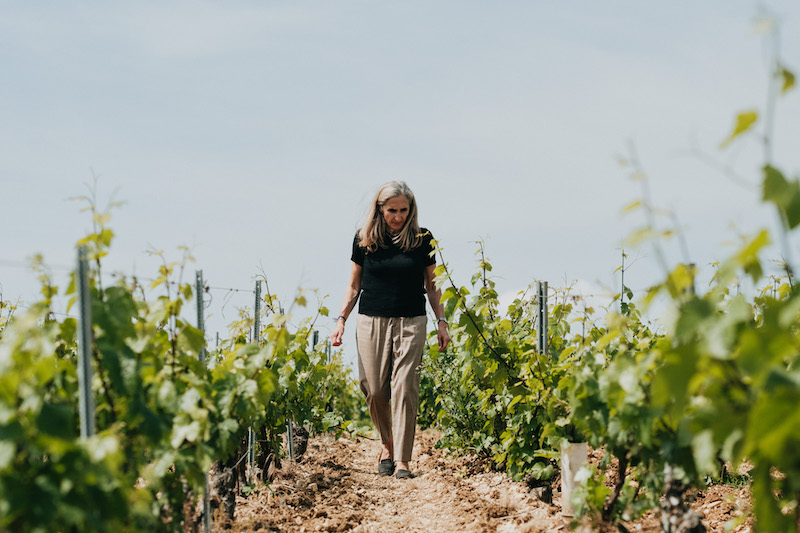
[331,180,451,479]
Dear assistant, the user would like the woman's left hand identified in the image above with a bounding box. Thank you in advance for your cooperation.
[437,321,451,351]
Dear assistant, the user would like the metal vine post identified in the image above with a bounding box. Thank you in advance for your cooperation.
[195,270,211,533]
[77,246,96,439]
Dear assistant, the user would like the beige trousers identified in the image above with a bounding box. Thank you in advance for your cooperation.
[355,314,427,463]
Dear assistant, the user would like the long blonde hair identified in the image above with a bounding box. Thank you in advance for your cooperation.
[358,181,424,252]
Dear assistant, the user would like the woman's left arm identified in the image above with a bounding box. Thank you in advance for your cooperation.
[424,264,451,351]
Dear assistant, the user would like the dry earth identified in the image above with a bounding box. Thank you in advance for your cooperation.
[215,429,753,532]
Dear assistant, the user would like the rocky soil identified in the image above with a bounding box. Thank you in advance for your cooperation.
[214,429,753,532]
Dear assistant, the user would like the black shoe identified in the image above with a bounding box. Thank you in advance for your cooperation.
[378,459,395,476]
[394,469,414,479]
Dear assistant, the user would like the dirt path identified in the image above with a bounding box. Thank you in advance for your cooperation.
[222,429,752,533]
[225,429,562,532]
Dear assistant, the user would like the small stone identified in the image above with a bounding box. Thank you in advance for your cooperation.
[531,486,553,504]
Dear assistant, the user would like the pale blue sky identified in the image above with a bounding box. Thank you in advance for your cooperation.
[2,1,799,367]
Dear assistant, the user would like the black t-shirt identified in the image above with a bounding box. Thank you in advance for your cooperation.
[351,229,436,317]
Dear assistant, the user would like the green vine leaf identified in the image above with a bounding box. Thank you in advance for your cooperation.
[763,165,800,229]
[779,65,796,94]
[720,110,758,149]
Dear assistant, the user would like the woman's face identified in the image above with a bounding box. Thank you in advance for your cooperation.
[380,194,410,234]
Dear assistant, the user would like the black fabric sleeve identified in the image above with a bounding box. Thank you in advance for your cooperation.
[350,233,365,265]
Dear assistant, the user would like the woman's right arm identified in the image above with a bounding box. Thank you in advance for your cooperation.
[331,261,362,346]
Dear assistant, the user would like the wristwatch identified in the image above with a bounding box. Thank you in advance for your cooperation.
[437,317,447,325]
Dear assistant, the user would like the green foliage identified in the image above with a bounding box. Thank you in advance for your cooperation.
[561,57,800,529]
[763,165,800,230]
[417,54,800,530]
[2,28,797,532]
[419,245,568,481]
[0,203,365,531]
[0,309,128,532]
[0,298,16,338]
[647,267,800,532]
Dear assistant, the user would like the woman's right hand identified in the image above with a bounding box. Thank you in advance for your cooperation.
[331,320,345,346]
[332,263,362,347]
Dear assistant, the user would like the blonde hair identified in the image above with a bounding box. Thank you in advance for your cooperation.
[358,180,424,252]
